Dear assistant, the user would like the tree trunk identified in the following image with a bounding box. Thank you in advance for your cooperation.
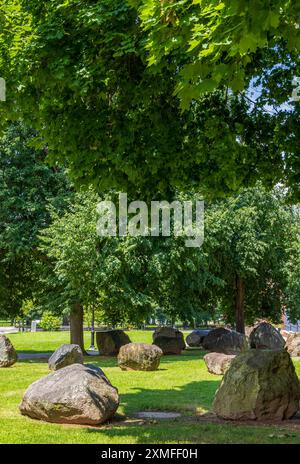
[70,303,85,353]
[235,275,245,334]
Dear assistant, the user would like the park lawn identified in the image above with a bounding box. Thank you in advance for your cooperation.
[7,329,155,353]
[0,331,300,444]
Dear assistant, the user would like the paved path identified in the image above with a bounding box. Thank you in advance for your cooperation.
[18,353,51,360]
[0,327,18,334]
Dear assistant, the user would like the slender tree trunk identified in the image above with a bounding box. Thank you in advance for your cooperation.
[70,303,85,353]
[235,275,245,334]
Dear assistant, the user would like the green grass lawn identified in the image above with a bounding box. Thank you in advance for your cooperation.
[1,331,300,444]
[7,329,155,353]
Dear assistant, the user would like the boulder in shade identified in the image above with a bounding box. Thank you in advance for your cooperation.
[186,330,210,348]
[249,322,285,350]
[0,335,18,367]
[204,352,235,375]
[118,343,163,371]
[213,349,300,421]
[202,327,228,350]
[203,327,248,355]
[20,363,119,425]
[153,327,185,355]
[96,329,131,356]
[48,344,84,371]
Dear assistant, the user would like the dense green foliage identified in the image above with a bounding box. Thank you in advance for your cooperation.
[0,0,293,198]
[39,189,217,326]
[38,185,300,331]
[137,1,300,106]
[39,311,61,332]
[0,124,70,318]
[0,2,299,333]
[283,233,300,323]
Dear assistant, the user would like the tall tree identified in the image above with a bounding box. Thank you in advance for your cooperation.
[0,123,70,318]
[38,190,102,351]
[204,185,298,333]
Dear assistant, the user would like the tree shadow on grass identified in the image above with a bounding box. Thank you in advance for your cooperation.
[18,358,49,364]
[16,349,206,367]
[17,350,52,355]
[119,380,220,416]
[83,380,221,444]
[17,352,119,367]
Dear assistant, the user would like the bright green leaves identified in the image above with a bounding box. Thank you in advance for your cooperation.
[0,0,297,200]
[137,0,300,108]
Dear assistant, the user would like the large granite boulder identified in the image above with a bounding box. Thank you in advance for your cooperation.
[96,329,131,356]
[204,352,235,375]
[213,349,300,421]
[0,335,18,367]
[153,327,185,355]
[186,330,210,348]
[48,344,84,371]
[20,364,119,425]
[285,333,300,357]
[202,327,248,355]
[118,343,163,371]
[249,322,285,350]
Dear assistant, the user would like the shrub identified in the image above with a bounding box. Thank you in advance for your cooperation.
[40,312,61,332]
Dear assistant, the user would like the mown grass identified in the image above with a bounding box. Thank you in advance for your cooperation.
[1,331,300,444]
[8,329,155,353]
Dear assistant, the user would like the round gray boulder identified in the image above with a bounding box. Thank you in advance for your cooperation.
[0,335,18,367]
[186,330,210,347]
[118,343,163,371]
[48,344,84,371]
[203,327,248,355]
[249,322,285,350]
[213,349,300,421]
[20,363,119,425]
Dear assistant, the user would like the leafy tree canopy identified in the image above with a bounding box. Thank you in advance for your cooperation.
[39,184,300,333]
[0,0,291,199]
[136,0,300,107]
[39,188,218,326]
